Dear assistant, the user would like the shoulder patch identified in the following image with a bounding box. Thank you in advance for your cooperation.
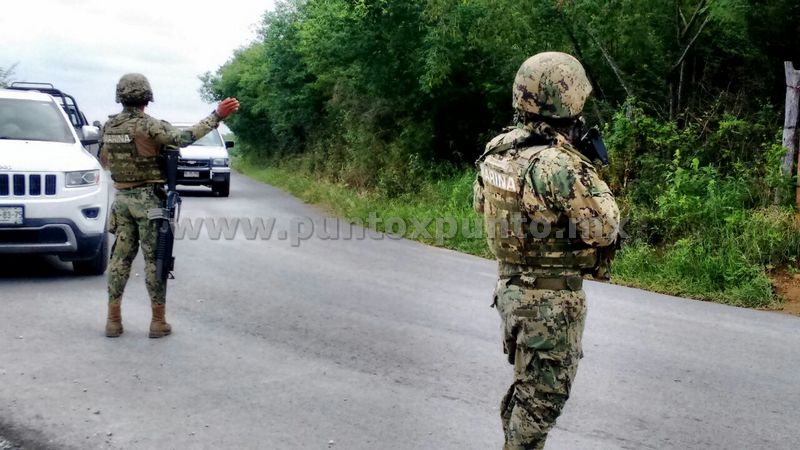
[103,134,132,144]
[551,166,576,199]
[528,163,548,194]
[480,163,519,192]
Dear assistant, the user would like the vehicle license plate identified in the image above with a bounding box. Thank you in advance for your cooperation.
[0,206,24,225]
[184,171,200,178]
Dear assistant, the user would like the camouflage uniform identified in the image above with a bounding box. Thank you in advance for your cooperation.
[474,54,619,450]
[100,80,223,307]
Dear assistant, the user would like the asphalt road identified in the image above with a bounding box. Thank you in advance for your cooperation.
[1,172,798,450]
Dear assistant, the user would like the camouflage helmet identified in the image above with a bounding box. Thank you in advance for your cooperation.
[115,73,154,104]
[512,52,592,119]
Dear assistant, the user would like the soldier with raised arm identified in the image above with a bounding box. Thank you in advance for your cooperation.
[100,73,239,338]
[474,53,620,449]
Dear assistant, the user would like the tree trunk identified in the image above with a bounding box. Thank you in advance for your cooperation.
[677,60,685,116]
[585,27,633,99]
[779,62,800,207]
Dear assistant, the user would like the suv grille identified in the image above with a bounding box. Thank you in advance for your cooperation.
[0,174,57,196]
[178,159,210,169]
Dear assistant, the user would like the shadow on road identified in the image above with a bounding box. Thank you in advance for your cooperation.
[178,187,218,198]
[0,254,75,279]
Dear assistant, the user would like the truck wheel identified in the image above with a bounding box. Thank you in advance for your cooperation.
[213,178,230,197]
[73,234,109,276]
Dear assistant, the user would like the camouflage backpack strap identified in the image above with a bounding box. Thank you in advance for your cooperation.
[477,126,552,163]
[559,141,595,167]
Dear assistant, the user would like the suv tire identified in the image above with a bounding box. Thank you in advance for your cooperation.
[73,233,109,275]
[213,178,230,197]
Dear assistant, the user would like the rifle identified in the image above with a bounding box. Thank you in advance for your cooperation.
[149,146,182,281]
[577,127,610,166]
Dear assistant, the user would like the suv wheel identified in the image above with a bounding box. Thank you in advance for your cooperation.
[212,178,230,197]
[73,234,109,275]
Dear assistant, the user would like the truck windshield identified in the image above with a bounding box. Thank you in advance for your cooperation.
[179,127,223,147]
[0,98,75,144]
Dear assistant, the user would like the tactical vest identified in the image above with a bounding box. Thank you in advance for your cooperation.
[478,127,599,275]
[103,113,163,183]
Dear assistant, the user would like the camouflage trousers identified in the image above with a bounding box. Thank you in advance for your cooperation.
[107,185,166,305]
[494,277,587,450]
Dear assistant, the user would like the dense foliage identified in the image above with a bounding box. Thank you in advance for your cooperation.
[202,0,800,306]
[203,0,799,170]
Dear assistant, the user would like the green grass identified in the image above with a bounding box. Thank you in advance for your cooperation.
[613,240,777,307]
[235,158,491,256]
[613,207,800,308]
[235,158,799,309]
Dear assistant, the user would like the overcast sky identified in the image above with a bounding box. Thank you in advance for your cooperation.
[1,0,274,127]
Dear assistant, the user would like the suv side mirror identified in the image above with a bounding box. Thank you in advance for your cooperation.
[225,140,235,149]
[80,125,100,146]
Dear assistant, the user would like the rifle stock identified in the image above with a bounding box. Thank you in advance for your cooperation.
[578,127,610,166]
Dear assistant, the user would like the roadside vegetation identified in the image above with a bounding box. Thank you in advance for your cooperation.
[201,0,800,308]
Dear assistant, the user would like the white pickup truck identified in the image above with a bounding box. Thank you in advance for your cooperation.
[174,123,233,197]
[0,88,110,274]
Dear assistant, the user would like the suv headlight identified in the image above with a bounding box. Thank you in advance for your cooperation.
[212,158,229,167]
[65,170,100,187]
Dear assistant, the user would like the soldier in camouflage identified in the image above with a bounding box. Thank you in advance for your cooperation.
[473,52,620,449]
[100,73,239,338]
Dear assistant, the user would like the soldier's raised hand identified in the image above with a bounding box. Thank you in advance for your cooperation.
[216,97,240,119]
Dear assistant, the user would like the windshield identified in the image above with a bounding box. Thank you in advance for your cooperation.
[0,98,75,143]
[180,127,223,147]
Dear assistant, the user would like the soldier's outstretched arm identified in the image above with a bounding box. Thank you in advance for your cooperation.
[526,151,619,247]
[145,97,240,148]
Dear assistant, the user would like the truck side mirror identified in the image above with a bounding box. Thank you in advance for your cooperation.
[80,125,100,146]
[225,141,235,149]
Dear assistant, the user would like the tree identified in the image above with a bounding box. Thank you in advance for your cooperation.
[0,63,17,88]
[200,0,799,189]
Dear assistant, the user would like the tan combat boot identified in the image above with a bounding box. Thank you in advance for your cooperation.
[149,304,172,338]
[106,304,123,337]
